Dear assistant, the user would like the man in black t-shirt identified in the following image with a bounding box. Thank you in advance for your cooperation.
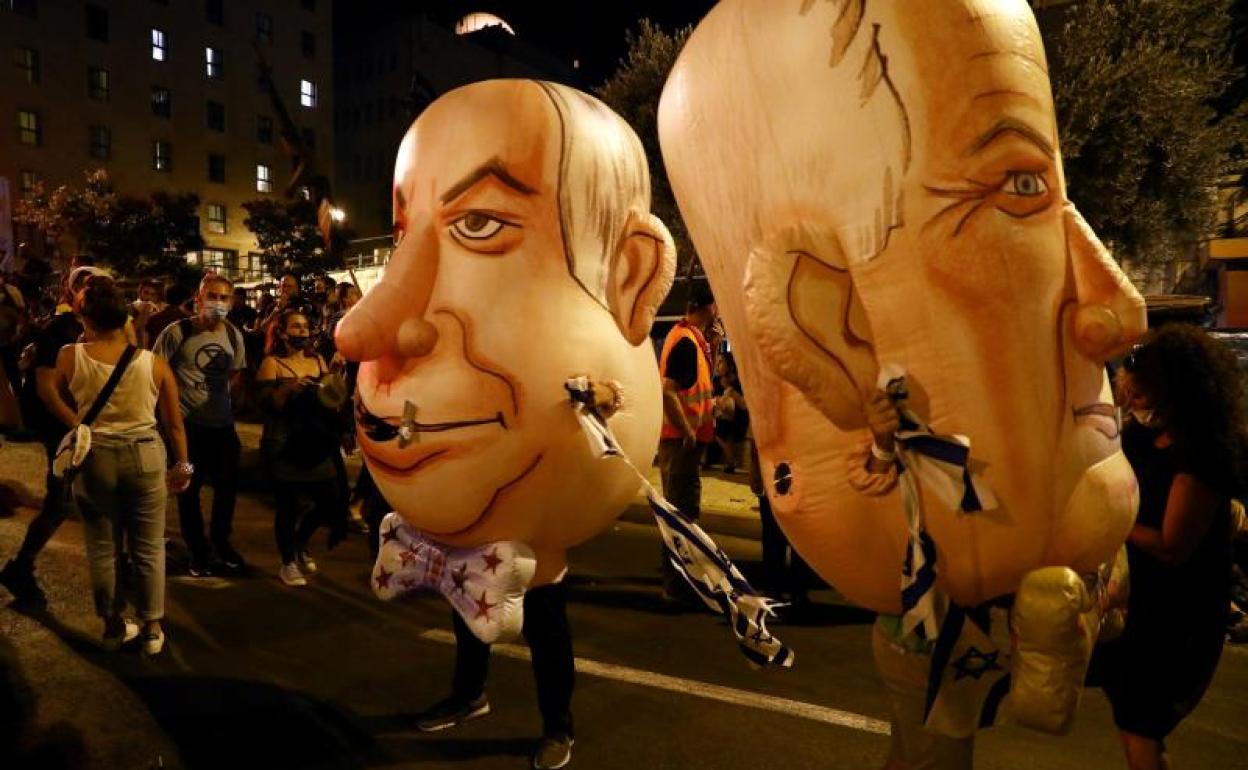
[0,269,99,605]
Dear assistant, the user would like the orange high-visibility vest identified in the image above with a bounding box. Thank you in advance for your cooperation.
[659,322,714,442]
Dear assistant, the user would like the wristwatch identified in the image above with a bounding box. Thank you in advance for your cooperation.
[173,462,194,475]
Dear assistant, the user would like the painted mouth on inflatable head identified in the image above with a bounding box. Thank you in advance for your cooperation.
[355,399,507,475]
[1072,402,1120,440]
[355,399,506,440]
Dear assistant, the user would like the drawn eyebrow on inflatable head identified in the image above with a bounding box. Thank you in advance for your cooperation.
[439,158,538,204]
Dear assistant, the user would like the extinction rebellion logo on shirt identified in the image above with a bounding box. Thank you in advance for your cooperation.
[194,343,232,392]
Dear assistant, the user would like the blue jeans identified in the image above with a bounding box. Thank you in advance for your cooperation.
[73,431,167,621]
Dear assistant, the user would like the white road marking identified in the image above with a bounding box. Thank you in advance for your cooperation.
[418,628,890,735]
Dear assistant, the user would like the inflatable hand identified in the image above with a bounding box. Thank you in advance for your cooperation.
[1008,548,1130,735]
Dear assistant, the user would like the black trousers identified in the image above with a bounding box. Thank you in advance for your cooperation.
[354,466,391,559]
[450,581,575,740]
[758,493,815,597]
[13,439,71,566]
[177,423,240,561]
[273,477,340,564]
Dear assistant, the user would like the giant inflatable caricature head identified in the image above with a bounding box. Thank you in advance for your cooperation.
[337,80,675,577]
[659,0,1146,612]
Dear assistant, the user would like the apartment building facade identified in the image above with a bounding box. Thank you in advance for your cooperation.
[1,0,334,280]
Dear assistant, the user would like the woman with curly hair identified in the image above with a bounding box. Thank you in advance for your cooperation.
[1092,324,1246,770]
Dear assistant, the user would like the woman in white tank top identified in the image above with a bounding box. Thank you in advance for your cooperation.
[46,278,192,655]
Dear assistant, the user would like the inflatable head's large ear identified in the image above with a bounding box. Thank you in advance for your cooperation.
[660,0,1145,612]
[745,222,877,430]
[609,211,676,346]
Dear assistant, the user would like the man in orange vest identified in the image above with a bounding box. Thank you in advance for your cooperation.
[657,287,717,598]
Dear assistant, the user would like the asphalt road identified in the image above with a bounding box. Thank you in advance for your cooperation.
[2,483,1247,769]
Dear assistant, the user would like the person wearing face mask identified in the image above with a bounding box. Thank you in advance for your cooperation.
[256,309,350,586]
[153,274,248,577]
[1089,325,1246,770]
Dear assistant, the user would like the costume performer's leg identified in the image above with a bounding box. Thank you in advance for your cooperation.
[523,582,575,740]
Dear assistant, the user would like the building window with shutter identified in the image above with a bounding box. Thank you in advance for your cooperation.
[205,47,222,79]
[152,87,171,117]
[14,47,40,84]
[256,13,272,44]
[257,115,273,144]
[88,125,110,160]
[153,139,172,172]
[207,101,225,132]
[207,203,227,234]
[151,29,166,61]
[208,153,225,183]
[19,170,42,196]
[256,163,272,192]
[17,110,40,146]
[301,32,315,59]
[300,79,317,108]
[85,4,109,42]
[87,67,110,101]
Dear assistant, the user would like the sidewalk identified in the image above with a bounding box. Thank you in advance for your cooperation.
[1,426,764,539]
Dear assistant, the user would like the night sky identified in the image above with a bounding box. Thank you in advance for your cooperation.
[404,0,720,84]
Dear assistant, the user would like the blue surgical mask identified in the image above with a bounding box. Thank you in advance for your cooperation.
[203,300,229,320]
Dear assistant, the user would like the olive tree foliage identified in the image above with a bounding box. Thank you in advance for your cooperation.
[1039,0,1248,263]
[14,169,204,277]
[596,19,696,275]
[242,196,340,277]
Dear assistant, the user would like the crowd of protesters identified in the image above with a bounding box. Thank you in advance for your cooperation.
[0,260,381,654]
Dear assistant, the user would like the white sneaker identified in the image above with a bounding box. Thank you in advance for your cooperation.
[279,562,307,586]
[101,618,139,651]
[141,626,165,656]
[297,551,318,574]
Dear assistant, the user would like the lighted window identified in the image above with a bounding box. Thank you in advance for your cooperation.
[14,47,39,84]
[206,100,225,132]
[87,67,109,101]
[195,248,237,275]
[151,86,171,117]
[151,28,166,61]
[256,12,272,44]
[17,110,40,146]
[299,79,316,108]
[205,47,222,79]
[257,115,273,144]
[207,203,226,234]
[19,170,41,196]
[88,125,110,160]
[256,163,272,192]
[208,153,225,182]
[153,139,172,172]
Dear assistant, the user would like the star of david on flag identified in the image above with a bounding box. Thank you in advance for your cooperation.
[566,378,793,669]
